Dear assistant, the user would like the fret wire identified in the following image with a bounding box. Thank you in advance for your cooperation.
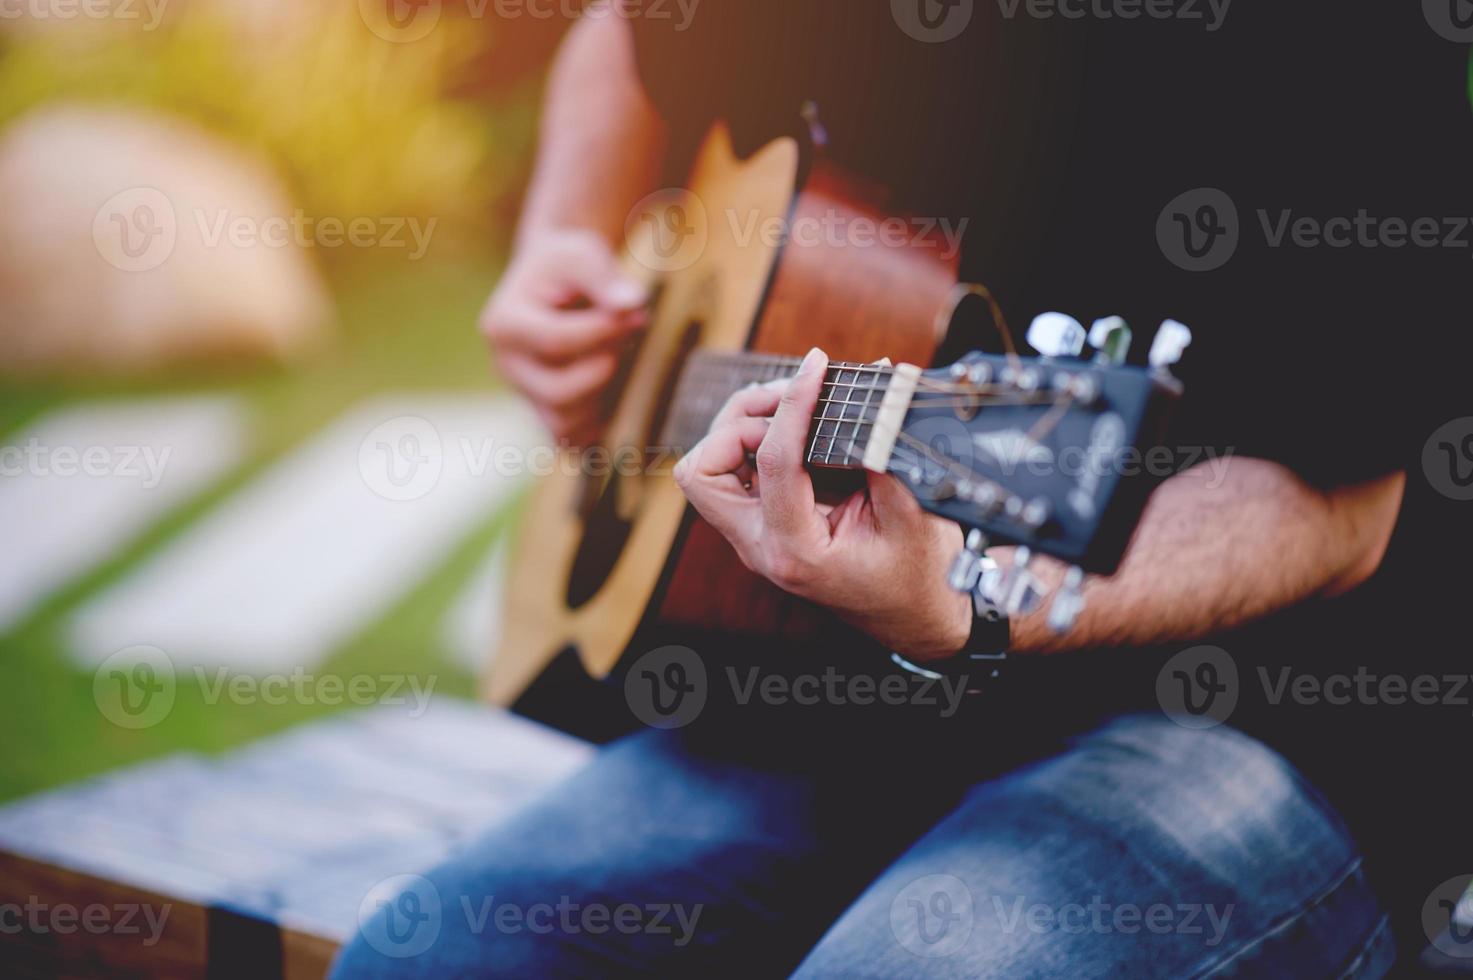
[808,377,833,462]
[836,365,858,466]
[813,369,850,465]
[673,353,919,467]
[849,367,872,463]
[823,373,842,463]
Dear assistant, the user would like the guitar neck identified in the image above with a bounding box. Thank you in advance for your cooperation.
[661,351,914,472]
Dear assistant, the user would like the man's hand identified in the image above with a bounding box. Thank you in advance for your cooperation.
[674,348,973,660]
[480,231,648,444]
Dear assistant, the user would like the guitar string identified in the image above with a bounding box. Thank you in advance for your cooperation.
[677,357,1073,469]
[684,354,1054,401]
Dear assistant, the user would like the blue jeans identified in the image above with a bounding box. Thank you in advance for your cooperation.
[332,713,1394,978]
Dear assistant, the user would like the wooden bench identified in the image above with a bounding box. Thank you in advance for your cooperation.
[0,701,591,979]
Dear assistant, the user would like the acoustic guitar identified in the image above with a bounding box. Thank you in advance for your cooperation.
[485,120,1187,708]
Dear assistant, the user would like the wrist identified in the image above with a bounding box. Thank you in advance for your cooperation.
[903,591,975,664]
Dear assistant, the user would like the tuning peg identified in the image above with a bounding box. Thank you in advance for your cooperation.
[983,547,1045,617]
[1046,566,1087,634]
[1088,317,1132,366]
[947,529,989,594]
[1149,319,1192,373]
[1026,313,1086,359]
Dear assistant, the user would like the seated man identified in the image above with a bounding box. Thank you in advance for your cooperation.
[335,2,1468,975]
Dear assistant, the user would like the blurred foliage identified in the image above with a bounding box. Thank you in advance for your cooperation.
[0,251,517,803]
[0,3,564,798]
[0,1,542,253]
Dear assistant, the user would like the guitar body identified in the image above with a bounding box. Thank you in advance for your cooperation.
[486,122,960,706]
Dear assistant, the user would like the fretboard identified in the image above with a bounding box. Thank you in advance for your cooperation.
[660,351,903,470]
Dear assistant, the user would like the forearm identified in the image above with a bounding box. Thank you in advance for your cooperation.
[516,10,667,249]
[1002,459,1405,655]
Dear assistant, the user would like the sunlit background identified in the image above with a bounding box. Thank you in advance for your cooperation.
[0,0,569,802]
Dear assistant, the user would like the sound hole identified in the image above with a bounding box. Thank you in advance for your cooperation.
[565,318,704,611]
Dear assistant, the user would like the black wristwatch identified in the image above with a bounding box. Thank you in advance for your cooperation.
[890,592,1011,692]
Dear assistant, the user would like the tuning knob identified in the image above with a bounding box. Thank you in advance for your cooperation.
[984,547,1045,617]
[1088,317,1132,366]
[1149,319,1192,373]
[947,529,989,594]
[1046,566,1087,634]
[1027,313,1086,359]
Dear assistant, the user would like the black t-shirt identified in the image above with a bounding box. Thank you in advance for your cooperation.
[628,0,1472,940]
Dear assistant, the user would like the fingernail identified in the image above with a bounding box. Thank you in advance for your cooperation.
[800,347,826,375]
[607,279,646,308]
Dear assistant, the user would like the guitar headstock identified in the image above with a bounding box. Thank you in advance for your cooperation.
[876,316,1189,629]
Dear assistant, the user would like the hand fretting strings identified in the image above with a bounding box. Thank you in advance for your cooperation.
[659,350,1065,471]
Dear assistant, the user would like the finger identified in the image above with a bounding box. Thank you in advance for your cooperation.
[711,380,786,430]
[865,470,925,529]
[682,416,771,480]
[499,350,619,411]
[490,303,644,362]
[755,347,827,537]
[825,488,870,535]
[675,417,771,551]
[554,235,650,311]
[532,400,604,444]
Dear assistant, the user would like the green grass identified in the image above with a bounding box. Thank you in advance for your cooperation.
[0,249,528,804]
